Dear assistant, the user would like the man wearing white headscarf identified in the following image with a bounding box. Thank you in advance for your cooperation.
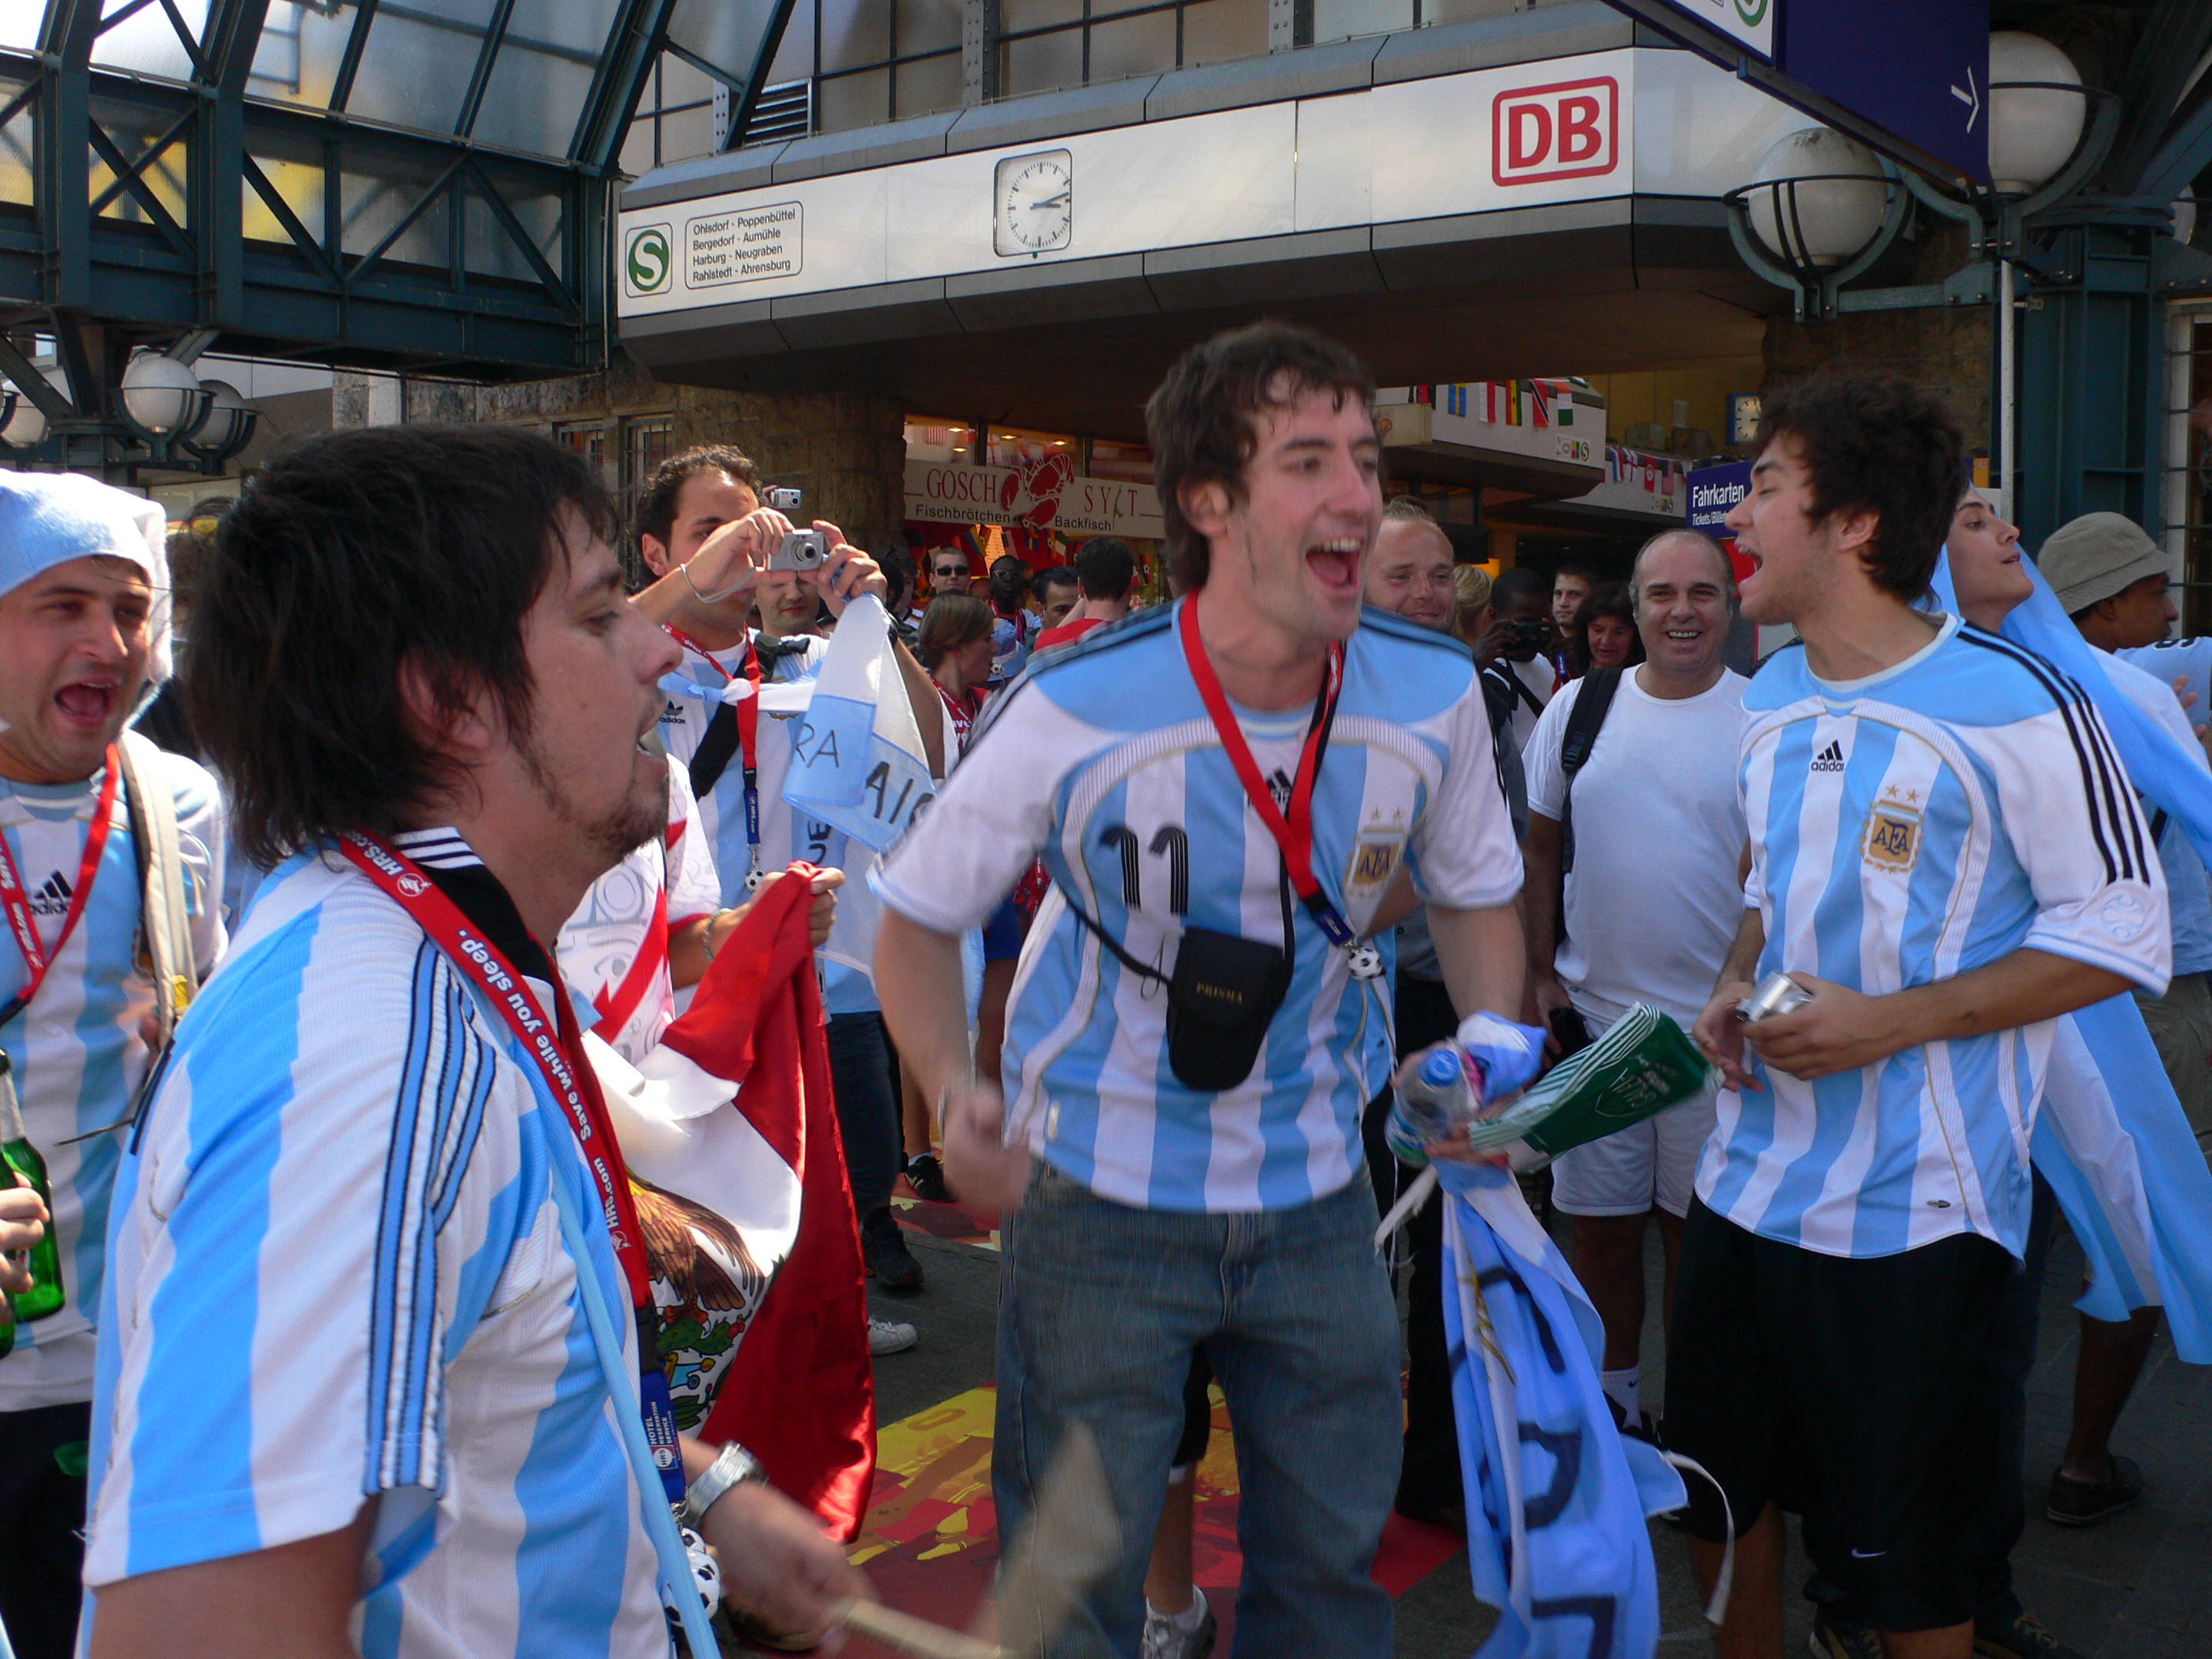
[0,472,226,1659]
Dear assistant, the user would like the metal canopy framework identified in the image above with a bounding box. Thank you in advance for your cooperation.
[0,0,800,383]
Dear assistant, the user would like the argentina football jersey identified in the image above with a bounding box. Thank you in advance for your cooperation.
[1704,616,2171,1260]
[83,851,667,1658]
[873,600,1521,1213]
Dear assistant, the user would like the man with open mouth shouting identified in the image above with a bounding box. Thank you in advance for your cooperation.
[0,472,227,1659]
[875,322,1527,1657]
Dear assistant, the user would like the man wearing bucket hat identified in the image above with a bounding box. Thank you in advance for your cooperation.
[2040,512,2182,649]
[0,472,227,1659]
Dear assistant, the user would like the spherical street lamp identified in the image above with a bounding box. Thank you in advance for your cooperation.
[1743,127,1891,270]
[0,383,46,450]
[1988,32,2087,197]
[120,350,209,437]
[188,379,254,459]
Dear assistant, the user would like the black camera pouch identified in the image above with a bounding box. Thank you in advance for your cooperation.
[1164,926,1292,1092]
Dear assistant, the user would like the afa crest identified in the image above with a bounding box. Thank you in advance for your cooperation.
[1345,812,1408,899]
[1862,796,1923,873]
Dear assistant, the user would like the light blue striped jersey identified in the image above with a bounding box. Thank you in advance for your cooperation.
[82,849,667,1659]
[2095,648,2212,976]
[873,601,1522,1212]
[657,630,878,1013]
[0,749,224,1412]
[1704,616,2171,1260]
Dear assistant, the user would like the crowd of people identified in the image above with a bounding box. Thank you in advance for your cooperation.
[0,318,2206,1659]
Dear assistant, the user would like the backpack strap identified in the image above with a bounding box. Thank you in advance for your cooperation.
[1556,667,1624,876]
[117,730,197,1044]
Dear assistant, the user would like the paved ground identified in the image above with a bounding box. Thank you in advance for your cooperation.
[859,1205,2210,1657]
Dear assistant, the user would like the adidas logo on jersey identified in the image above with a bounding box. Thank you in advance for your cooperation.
[27,873,72,917]
[1810,741,1846,773]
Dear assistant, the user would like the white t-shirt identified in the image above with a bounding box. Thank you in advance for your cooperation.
[1522,667,1750,1025]
[1486,656,1555,753]
[557,757,723,1066]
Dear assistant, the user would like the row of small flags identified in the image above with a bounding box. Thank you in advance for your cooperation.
[1607,442,1684,503]
[1414,379,1587,428]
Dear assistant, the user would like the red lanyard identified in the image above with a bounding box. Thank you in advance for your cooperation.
[0,750,122,1018]
[339,834,651,1298]
[338,833,687,1498]
[667,627,762,781]
[1176,601,1354,946]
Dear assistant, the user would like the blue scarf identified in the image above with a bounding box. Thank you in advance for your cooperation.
[1439,1161,1685,1657]
[1931,553,2212,1356]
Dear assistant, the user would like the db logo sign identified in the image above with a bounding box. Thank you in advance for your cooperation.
[1492,76,1618,187]
[625,224,672,296]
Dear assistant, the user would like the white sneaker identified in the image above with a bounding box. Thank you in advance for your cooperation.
[1140,1588,1216,1659]
[869,1315,919,1356]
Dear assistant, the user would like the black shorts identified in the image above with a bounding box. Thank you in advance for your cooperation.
[1664,1200,2013,1634]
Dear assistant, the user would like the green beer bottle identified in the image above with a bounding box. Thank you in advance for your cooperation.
[0,1051,63,1323]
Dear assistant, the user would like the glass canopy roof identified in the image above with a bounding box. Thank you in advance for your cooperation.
[0,1,794,376]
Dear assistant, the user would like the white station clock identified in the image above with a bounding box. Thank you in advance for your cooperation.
[993,149,1073,257]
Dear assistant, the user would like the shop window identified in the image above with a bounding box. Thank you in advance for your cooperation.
[906,419,981,462]
[1088,437,1154,482]
[556,421,611,483]
[986,426,1078,468]
[2164,302,2212,637]
[627,417,677,489]
[1000,0,1267,100]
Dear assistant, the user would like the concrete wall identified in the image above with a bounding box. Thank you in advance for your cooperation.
[333,358,910,553]
[1757,225,1994,460]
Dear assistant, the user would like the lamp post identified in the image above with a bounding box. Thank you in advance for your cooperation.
[1721,28,2212,535]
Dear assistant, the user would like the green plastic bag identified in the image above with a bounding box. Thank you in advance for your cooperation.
[1460,1004,1716,1157]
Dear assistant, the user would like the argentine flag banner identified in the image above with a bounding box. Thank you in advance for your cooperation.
[1439,1161,1687,1658]
[1932,551,2212,1359]
[781,594,935,854]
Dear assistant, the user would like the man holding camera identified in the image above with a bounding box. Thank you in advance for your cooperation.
[1479,567,1558,752]
[1521,528,1745,1437]
[876,323,1525,1657]
[631,449,943,1297]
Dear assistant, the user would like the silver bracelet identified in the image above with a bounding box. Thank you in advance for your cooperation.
[701,906,739,962]
[680,1440,767,1528]
[680,558,747,607]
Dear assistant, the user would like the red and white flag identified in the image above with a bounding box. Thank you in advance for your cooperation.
[591,863,877,1539]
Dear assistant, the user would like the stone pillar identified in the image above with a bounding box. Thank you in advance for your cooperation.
[1758,224,1993,461]
[670,386,910,551]
[331,359,911,551]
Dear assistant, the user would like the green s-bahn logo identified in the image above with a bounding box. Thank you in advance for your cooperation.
[1733,0,1769,23]
[627,225,672,295]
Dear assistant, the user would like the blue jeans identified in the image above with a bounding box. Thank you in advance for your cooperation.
[994,1162,1401,1658]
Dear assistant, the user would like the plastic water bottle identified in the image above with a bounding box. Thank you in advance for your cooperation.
[1388,1047,1481,1164]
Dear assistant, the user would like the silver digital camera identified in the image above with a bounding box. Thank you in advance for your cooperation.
[763,485,804,512]
[1735,972,1812,1023]
[770,528,830,571]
